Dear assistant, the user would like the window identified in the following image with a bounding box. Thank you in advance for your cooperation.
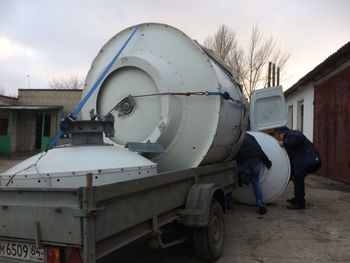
[0,118,8,135]
[287,105,293,129]
[297,100,304,132]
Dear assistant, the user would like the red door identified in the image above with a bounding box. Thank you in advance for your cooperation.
[314,66,350,183]
[314,80,329,176]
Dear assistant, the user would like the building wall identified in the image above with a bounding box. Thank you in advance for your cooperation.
[9,111,17,153]
[285,84,314,141]
[18,89,82,118]
[314,64,350,183]
[17,89,82,151]
[15,109,59,152]
[16,111,36,151]
[1,90,82,154]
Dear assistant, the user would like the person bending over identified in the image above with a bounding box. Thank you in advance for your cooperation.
[275,127,321,210]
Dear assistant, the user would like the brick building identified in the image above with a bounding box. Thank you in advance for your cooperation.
[0,89,82,155]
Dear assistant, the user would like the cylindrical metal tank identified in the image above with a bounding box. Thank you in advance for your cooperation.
[82,23,247,172]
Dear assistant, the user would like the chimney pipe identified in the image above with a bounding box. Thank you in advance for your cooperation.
[268,62,272,87]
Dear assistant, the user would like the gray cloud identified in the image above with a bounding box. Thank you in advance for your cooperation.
[0,0,349,96]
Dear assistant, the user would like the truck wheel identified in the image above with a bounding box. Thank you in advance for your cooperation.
[193,199,225,262]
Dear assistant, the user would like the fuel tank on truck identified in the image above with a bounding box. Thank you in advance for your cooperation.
[82,23,248,172]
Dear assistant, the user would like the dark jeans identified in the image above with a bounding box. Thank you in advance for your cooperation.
[293,170,308,205]
[238,158,265,208]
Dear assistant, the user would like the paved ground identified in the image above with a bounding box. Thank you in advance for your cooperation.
[1,154,350,262]
[101,175,350,263]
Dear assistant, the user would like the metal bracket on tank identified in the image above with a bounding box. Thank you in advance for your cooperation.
[68,115,115,145]
[125,142,165,153]
[114,95,135,117]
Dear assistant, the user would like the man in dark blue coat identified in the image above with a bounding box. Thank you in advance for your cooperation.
[275,127,321,210]
[236,133,272,215]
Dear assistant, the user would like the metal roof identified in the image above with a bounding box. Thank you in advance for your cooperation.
[285,42,350,97]
[0,94,18,100]
[0,105,63,110]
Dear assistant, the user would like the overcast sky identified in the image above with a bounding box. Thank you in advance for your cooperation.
[0,0,349,96]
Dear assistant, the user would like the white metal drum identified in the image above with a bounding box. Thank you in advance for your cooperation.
[1,145,157,188]
[82,23,247,172]
[231,131,291,204]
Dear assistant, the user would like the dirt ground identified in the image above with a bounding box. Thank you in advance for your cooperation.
[1,155,350,263]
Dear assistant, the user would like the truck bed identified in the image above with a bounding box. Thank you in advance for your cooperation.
[0,162,235,262]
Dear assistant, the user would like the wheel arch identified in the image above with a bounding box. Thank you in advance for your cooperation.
[183,183,225,227]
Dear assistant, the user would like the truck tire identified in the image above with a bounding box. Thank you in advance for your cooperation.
[192,199,225,262]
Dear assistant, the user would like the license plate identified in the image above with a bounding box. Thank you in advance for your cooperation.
[0,240,44,262]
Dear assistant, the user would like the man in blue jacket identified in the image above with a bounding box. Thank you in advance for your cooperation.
[275,127,321,210]
[236,133,272,215]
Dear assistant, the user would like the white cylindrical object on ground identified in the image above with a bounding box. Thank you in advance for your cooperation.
[231,131,291,204]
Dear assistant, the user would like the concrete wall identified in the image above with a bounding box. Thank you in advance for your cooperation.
[18,89,82,118]
[9,111,17,153]
[50,113,58,137]
[285,84,314,141]
[15,109,59,152]
[16,111,36,151]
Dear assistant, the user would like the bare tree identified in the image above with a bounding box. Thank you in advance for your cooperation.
[203,25,238,63]
[244,25,275,98]
[227,46,246,90]
[0,87,5,95]
[204,24,290,100]
[48,76,83,89]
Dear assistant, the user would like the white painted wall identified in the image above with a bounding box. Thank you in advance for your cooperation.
[285,84,314,141]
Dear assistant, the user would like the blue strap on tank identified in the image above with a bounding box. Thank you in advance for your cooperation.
[72,26,139,118]
[205,91,221,96]
[47,26,139,150]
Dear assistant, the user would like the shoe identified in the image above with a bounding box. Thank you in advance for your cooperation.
[286,203,305,210]
[258,206,267,215]
[287,197,295,203]
[287,197,297,204]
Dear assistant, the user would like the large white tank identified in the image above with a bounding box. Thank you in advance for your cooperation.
[82,23,247,172]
